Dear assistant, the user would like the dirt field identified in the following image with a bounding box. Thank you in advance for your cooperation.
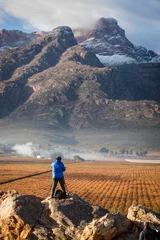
[0,157,160,214]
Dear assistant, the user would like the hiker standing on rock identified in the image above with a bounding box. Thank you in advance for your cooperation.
[139,222,158,240]
[51,156,66,198]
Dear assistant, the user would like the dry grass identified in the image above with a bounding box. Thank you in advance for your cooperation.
[0,158,160,214]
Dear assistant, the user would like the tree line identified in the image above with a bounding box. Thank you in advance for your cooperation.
[98,147,148,157]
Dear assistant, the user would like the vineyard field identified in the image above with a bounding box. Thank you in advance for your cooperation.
[0,158,160,214]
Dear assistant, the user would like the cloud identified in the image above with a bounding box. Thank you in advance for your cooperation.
[0,8,6,24]
[0,0,160,52]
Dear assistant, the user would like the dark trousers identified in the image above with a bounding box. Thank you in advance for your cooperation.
[51,177,66,197]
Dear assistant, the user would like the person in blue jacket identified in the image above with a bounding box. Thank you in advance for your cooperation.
[51,156,66,198]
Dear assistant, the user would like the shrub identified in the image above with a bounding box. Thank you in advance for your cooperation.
[99,147,109,154]
[73,155,85,162]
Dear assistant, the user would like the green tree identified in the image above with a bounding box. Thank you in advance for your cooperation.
[129,150,133,155]
[99,147,109,154]
[120,148,125,155]
[73,155,85,162]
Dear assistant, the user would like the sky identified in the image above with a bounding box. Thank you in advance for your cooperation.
[0,0,160,53]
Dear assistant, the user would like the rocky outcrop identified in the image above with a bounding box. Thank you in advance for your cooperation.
[128,205,160,230]
[0,190,54,239]
[0,191,160,240]
[80,213,132,240]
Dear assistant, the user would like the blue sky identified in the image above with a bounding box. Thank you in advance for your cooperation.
[0,0,160,53]
[0,14,28,31]
[0,9,37,32]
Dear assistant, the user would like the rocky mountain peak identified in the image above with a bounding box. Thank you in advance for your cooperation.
[74,17,158,65]
[50,26,77,47]
[91,17,125,39]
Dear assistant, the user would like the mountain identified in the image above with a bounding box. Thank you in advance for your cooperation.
[74,17,160,66]
[0,21,160,138]
[0,26,160,130]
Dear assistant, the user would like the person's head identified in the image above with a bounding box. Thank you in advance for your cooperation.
[144,222,150,229]
[57,156,62,161]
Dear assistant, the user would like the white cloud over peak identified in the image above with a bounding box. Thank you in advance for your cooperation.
[1,0,107,30]
[0,0,160,52]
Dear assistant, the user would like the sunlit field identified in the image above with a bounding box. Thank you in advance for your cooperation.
[0,157,160,214]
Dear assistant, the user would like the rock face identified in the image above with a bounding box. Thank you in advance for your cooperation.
[4,52,160,129]
[74,17,160,65]
[0,190,54,239]
[0,191,160,240]
[127,205,160,229]
[80,213,132,240]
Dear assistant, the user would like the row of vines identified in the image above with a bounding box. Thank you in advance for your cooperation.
[0,160,160,214]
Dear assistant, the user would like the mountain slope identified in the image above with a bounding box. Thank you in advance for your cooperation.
[4,46,160,129]
[0,26,77,118]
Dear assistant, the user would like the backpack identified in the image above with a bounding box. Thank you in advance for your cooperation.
[55,189,67,199]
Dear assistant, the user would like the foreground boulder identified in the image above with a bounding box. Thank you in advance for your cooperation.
[127,205,160,231]
[0,190,160,239]
[80,213,132,240]
[0,190,55,239]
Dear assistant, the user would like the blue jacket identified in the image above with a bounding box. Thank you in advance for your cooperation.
[51,159,66,178]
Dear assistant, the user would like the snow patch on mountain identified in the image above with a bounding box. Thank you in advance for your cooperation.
[96,54,137,66]
[0,46,18,51]
[149,55,160,63]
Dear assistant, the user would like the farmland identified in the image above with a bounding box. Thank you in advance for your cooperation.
[0,157,160,214]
